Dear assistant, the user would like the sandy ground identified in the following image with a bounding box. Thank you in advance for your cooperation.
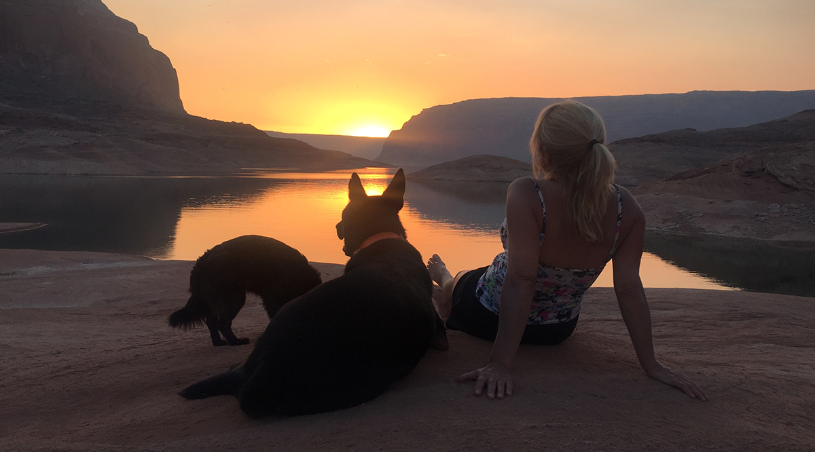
[1,249,814,451]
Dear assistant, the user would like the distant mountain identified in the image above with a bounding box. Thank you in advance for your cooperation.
[400,110,815,242]
[408,155,531,182]
[0,0,373,174]
[265,131,386,160]
[614,108,815,186]
[377,91,815,168]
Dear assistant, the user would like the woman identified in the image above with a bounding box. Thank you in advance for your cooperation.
[427,101,706,401]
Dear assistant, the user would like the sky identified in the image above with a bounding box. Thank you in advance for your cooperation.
[104,0,815,137]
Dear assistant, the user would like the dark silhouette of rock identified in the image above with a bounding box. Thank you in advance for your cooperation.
[0,0,375,174]
[377,91,815,168]
[0,0,183,114]
[0,102,375,174]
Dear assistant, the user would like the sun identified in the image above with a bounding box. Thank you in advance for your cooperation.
[347,125,391,138]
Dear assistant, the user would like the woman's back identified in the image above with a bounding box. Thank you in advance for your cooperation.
[534,178,628,270]
[475,176,632,326]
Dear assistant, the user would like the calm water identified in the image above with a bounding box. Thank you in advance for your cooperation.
[1,170,813,296]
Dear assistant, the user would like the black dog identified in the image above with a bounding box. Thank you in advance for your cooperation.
[168,235,322,346]
[178,169,448,416]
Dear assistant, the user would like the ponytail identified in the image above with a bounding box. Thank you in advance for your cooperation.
[530,101,616,242]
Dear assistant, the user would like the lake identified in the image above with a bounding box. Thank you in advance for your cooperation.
[1,169,813,296]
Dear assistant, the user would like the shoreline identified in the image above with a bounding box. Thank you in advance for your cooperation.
[1,229,812,298]
[1,248,813,450]
[643,228,815,247]
[0,165,395,178]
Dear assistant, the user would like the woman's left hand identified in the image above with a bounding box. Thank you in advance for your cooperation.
[645,363,708,401]
[457,362,514,399]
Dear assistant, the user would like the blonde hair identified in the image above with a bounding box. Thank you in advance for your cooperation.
[530,101,617,242]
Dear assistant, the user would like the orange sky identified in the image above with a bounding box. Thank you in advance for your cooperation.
[105,0,815,136]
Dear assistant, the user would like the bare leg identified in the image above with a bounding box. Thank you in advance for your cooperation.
[427,254,467,322]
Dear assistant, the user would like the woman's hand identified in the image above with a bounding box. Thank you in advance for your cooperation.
[645,362,708,401]
[457,362,514,399]
[459,179,541,401]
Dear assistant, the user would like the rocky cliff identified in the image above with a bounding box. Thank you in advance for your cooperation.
[613,108,815,186]
[0,0,184,114]
[377,91,815,168]
[0,0,374,174]
[632,110,815,242]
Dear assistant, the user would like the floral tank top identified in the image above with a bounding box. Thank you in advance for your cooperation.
[476,179,622,325]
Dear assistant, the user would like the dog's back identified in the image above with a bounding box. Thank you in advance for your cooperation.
[191,236,322,313]
[168,235,322,345]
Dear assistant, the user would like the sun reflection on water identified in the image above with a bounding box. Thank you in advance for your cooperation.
[167,170,731,291]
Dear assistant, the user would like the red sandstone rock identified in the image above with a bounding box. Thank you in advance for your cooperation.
[0,0,184,113]
[1,249,813,451]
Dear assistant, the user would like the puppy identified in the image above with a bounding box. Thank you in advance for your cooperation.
[178,169,448,416]
[168,235,322,346]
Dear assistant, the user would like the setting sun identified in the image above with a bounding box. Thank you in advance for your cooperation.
[348,125,391,137]
[104,1,815,135]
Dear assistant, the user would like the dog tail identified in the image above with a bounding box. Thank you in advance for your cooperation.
[167,297,208,330]
[179,370,243,400]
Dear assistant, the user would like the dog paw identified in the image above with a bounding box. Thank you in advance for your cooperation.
[229,338,250,346]
[212,339,229,347]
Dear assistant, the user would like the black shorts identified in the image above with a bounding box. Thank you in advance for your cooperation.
[445,266,578,345]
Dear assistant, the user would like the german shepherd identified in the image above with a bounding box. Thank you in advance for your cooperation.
[168,235,322,346]
[178,169,448,416]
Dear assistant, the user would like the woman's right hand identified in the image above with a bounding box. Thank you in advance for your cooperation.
[457,362,514,399]
[645,362,708,401]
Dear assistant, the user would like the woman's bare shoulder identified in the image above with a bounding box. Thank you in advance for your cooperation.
[615,185,644,218]
[613,185,645,246]
[509,176,537,189]
[506,177,547,220]
[507,177,540,199]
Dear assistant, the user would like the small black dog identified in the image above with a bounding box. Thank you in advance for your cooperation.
[168,235,322,346]
[179,169,448,416]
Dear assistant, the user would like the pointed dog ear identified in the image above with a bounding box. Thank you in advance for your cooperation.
[381,168,405,210]
[348,173,367,202]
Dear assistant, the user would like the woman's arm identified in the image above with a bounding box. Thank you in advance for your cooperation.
[612,192,707,401]
[457,178,542,399]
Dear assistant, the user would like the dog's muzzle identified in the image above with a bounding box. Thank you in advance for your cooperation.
[336,221,349,255]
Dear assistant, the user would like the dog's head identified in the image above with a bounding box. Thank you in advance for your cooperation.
[336,169,407,256]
